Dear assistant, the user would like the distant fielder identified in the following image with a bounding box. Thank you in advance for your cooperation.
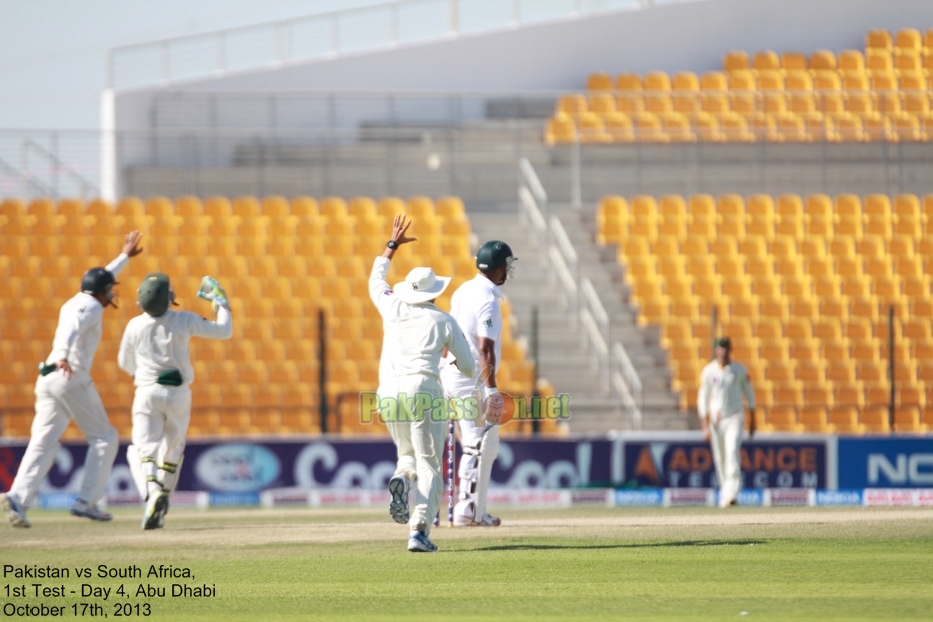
[697,337,756,508]
[370,215,475,552]
[119,274,232,529]
[0,231,144,527]
[440,240,516,527]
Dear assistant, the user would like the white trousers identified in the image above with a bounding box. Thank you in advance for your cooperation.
[10,372,118,508]
[710,412,744,505]
[131,385,191,471]
[383,375,445,536]
[444,375,499,521]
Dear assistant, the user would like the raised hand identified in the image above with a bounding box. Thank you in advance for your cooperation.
[390,215,417,246]
[122,231,144,257]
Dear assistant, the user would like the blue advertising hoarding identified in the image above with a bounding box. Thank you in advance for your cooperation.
[620,438,829,489]
[0,438,615,497]
[837,436,933,489]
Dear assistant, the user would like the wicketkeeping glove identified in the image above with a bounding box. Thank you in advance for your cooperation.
[197,276,229,312]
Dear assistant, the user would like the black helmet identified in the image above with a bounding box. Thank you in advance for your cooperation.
[81,267,116,298]
[476,240,517,285]
[476,240,516,271]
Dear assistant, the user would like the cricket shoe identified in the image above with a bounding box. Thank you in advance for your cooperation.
[453,512,501,527]
[0,493,30,528]
[388,474,410,525]
[142,491,169,530]
[407,531,438,553]
[70,499,113,522]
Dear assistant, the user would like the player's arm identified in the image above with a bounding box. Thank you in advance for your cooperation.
[104,231,144,278]
[475,297,501,389]
[370,215,417,312]
[117,324,136,377]
[187,307,233,340]
[697,367,711,442]
[742,367,757,438]
[477,337,497,389]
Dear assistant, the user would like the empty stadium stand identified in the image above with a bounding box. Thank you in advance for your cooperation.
[548,27,933,144]
[0,196,554,439]
[597,191,933,434]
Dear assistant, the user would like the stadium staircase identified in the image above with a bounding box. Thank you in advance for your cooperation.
[467,203,687,433]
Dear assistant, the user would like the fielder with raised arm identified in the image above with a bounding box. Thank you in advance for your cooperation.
[371,215,475,553]
[440,240,516,527]
[119,274,232,529]
[697,337,756,508]
[1,231,144,528]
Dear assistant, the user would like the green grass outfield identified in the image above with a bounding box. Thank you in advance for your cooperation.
[1,505,932,621]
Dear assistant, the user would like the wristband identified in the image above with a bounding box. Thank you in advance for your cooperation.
[482,386,499,400]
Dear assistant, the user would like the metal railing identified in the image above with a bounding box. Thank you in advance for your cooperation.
[107,0,672,91]
[517,156,644,424]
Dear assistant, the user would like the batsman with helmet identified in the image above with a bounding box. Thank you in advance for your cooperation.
[119,274,232,529]
[1,231,144,528]
[440,240,517,527]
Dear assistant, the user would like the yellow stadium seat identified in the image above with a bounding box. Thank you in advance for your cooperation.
[587,72,613,91]
[768,406,805,433]
[830,406,866,434]
[614,92,643,116]
[801,406,835,433]
[291,196,319,218]
[576,112,609,142]
[320,196,349,219]
[634,113,667,142]
[895,28,921,50]
[557,94,587,116]
[861,406,891,433]
[724,50,749,72]
[753,51,780,72]
[588,93,615,115]
[545,114,575,144]
[892,112,924,141]
[782,52,808,71]
[894,406,928,433]
[810,50,837,71]
[604,112,635,142]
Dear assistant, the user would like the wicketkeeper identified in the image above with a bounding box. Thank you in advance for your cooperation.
[1,231,144,528]
[119,273,232,529]
[371,215,475,552]
[697,337,756,508]
[440,240,516,527]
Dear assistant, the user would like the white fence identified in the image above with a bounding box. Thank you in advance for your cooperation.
[107,0,663,91]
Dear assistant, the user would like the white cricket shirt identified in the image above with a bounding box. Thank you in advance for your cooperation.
[697,360,756,423]
[369,257,475,394]
[44,253,129,379]
[118,307,232,388]
[439,273,503,393]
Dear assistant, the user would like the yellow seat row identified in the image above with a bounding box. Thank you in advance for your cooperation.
[546,109,933,144]
[598,192,933,433]
[0,195,543,440]
[0,196,466,221]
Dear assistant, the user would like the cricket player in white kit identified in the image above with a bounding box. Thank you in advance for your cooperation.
[440,240,516,527]
[119,273,232,529]
[697,337,756,508]
[371,215,475,552]
[1,231,144,528]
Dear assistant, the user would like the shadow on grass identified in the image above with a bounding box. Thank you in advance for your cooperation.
[468,539,768,552]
